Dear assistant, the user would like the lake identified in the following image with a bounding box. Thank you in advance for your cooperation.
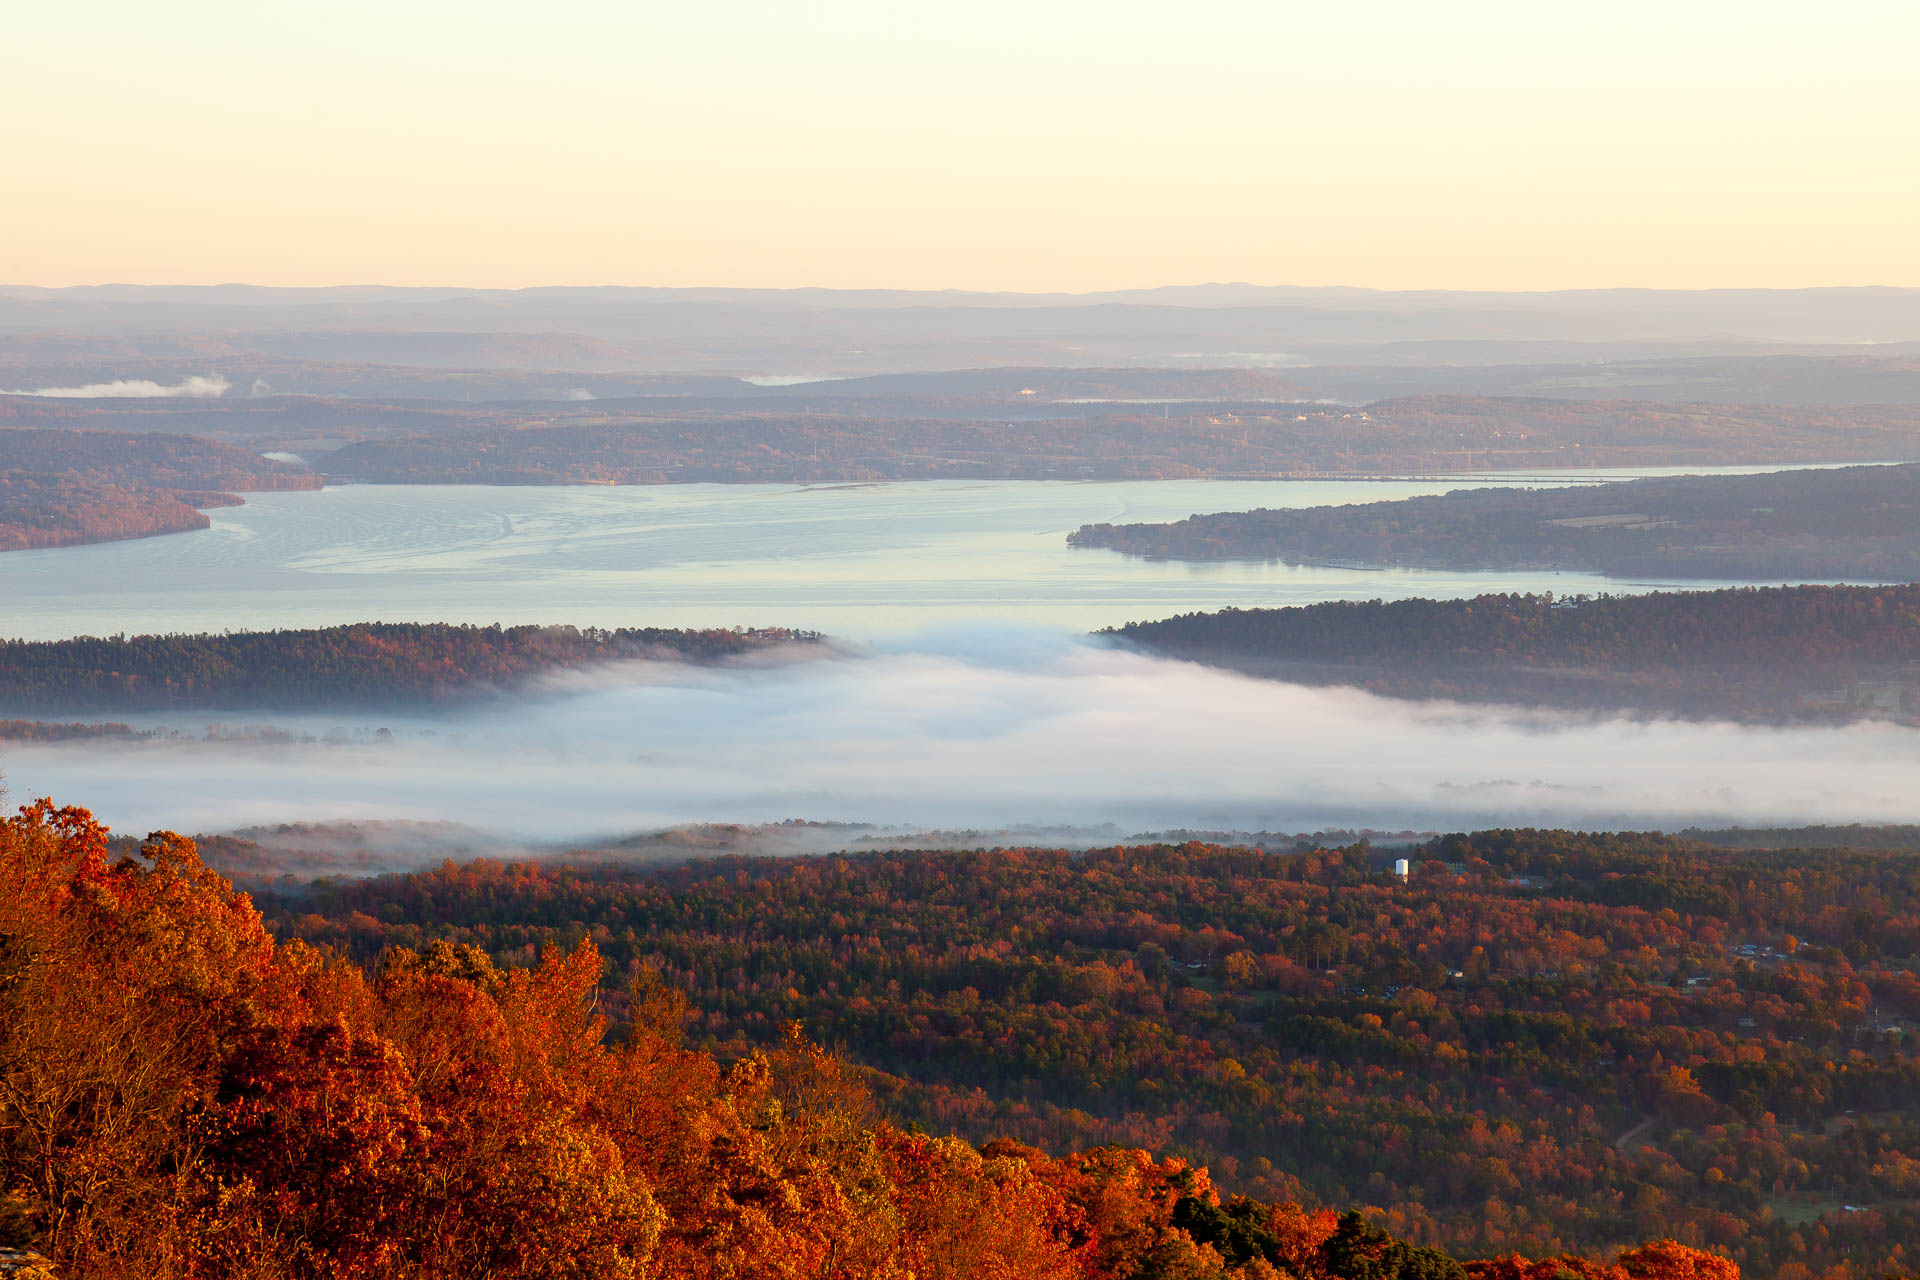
[0,467,1850,641]
[7,465,1919,841]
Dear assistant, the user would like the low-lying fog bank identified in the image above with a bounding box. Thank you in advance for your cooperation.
[5,627,1919,865]
[186,817,1356,882]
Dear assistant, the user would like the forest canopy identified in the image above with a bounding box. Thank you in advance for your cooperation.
[1070,464,1920,580]
[0,427,318,493]
[0,471,212,552]
[0,622,825,714]
[0,799,1754,1280]
[0,427,317,553]
[254,829,1920,1280]
[1102,585,1920,724]
[9,391,1919,479]
[305,399,1920,485]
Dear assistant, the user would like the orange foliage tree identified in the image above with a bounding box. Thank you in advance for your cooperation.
[0,801,1752,1280]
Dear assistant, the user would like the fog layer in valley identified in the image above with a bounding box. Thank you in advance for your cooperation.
[0,374,232,398]
[6,629,1918,859]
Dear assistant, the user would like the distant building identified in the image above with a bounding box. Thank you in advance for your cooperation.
[1394,858,1411,879]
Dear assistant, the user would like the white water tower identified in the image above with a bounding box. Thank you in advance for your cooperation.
[1394,858,1411,879]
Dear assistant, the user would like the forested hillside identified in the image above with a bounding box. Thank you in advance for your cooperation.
[2,801,1749,1280]
[0,622,824,713]
[0,427,317,554]
[0,427,318,492]
[1070,464,1920,580]
[1104,586,1920,723]
[314,414,1359,484]
[0,718,142,741]
[0,471,212,551]
[264,831,1920,1279]
[313,401,1920,485]
[11,388,1920,476]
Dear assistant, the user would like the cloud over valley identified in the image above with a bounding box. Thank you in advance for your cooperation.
[6,632,1917,863]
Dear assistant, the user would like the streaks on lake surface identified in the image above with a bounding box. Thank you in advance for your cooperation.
[0,472,1844,641]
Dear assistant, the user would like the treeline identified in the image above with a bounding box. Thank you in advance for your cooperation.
[12,391,1920,478]
[264,832,1920,1279]
[1103,586,1920,724]
[0,801,1748,1280]
[315,414,1348,484]
[1070,463,1920,580]
[1686,825,1920,852]
[0,718,142,741]
[1343,397,1920,468]
[0,471,211,551]
[0,366,1303,416]
[0,622,824,713]
[0,427,319,492]
[314,400,1920,486]
[0,427,318,553]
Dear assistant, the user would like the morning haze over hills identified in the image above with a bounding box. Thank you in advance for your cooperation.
[8,277,1920,1280]
[9,2,1920,1278]
[6,283,1920,385]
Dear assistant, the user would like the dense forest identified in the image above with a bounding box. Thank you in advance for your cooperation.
[1070,464,1920,580]
[252,830,1920,1280]
[0,471,212,551]
[0,623,824,714]
[0,718,142,741]
[6,390,1917,485]
[311,413,1391,484]
[0,802,1762,1280]
[1321,399,1920,471]
[0,427,317,554]
[1102,586,1920,723]
[0,367,1304,417]
[303,399,1920,484]
[0,427,318,492]
[9,384,1920,476]
[1685,825,1920,852]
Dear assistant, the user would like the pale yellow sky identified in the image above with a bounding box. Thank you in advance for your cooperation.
[6,1,1918,291]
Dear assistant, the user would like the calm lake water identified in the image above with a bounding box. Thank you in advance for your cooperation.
[7,465,1918,839]
[0,467,1849,641]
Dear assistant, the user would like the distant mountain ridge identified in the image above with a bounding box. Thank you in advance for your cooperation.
[6,284,1919,347]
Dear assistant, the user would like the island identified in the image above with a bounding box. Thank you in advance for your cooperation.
[0,622,826,713]
[1102,584,1920,724]
[1071,462,1920,581]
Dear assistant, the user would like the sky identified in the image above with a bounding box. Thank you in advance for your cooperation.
[6,1,1918,292]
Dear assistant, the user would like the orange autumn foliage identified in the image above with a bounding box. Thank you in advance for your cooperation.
[0,802,1749,1280]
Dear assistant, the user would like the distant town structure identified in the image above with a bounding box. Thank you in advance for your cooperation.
[1394,858,1411,879]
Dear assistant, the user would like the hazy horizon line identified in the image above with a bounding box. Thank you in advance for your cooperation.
[8,281,1920,301]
